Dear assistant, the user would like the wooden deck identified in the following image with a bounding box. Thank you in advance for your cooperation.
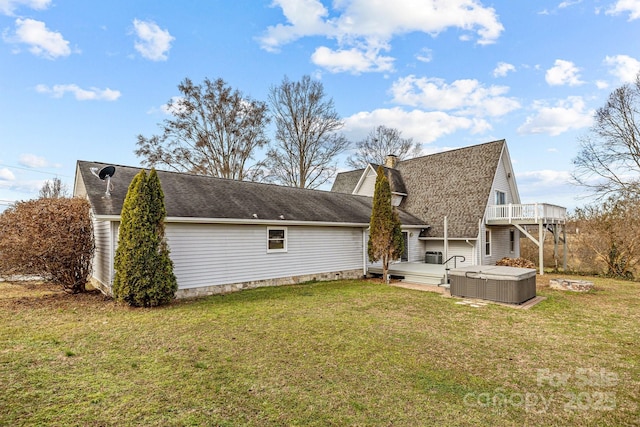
[368,262,447,286]
[485,203,567,225]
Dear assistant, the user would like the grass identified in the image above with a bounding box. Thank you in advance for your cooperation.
[0,276,638,426]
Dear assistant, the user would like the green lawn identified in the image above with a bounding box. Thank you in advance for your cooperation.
[1,276,638,426]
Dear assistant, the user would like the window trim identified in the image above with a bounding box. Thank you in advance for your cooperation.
[267,226,288,253]
[495,190,506,205]
[485,229,492,257]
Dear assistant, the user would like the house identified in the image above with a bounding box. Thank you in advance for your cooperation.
[331,139,567,278]
[73,161,428,298]
[74,139,566,298]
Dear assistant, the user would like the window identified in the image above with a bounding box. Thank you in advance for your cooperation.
[510,229,515,253]
[495,190,506,205]
[267,227,287,253]
[485,229,491,257]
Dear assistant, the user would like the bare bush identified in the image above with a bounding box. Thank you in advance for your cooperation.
[0,198,94,293]
[496,257,536,269]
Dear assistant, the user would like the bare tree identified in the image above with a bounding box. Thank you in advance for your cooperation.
[135,77,270,181]
[39,177,69,198]
[347,125,422,169]
[572,194,640,278]
[266,75,349,189]
[573,73,640,198]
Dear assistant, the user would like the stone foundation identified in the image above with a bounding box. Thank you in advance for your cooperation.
[176,269,363,299]
[90,269,364,300]
[549,278,594,292]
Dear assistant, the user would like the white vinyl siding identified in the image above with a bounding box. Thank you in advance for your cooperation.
[422,240,475,267]
[482,226,518,265]
[92,219,113,287]
[164,223,364,289]
[353,167,377,197]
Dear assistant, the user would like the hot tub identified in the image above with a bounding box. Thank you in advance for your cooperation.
[449,265,537,304]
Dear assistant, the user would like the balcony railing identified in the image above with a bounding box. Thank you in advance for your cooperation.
[485,203,567,224]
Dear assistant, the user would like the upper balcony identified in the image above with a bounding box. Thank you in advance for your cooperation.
[485,203,567,226]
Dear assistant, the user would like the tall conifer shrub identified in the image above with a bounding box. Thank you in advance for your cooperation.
[368,166,404,283]
[113,169,177,306]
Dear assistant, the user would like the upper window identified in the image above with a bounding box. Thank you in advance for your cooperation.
[267,227,287,253]
[495,190,506,205]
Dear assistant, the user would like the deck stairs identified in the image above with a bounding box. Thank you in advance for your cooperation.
[368,262,447,286]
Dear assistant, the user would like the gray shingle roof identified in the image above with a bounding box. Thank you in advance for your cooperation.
[75,161,427,226]
[331,140,506,238]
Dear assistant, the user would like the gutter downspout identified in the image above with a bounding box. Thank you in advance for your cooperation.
[465,239,475,266]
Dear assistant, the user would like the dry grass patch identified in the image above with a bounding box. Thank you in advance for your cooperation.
[0,277,638,426]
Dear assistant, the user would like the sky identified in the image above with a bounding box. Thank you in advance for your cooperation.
[1,0,640,212]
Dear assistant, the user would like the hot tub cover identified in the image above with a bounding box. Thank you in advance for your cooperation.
[449,265,536,281]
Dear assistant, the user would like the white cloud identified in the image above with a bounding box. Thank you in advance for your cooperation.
[604,54,640,82]
[311,46,394,74]
[519,169,572,186]
[132,19,174,61]
[517,96,594,136]
[595,80,609,89]
[343,107,491,143]
[493,62,515,77]
[516,169,577,207]
[558,0,583,8]
[606,0,640,20]
[0,168,16,181]
[259,0,504,73]
[390,75,520,117]
[18,153,49,168]
[545,59,584,86]
[36,84,121,101]
[7,18,71,59]
[0,0,50,16]
[415,48,433,63]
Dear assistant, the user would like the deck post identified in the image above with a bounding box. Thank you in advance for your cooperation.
[563,226,567,272]
[538,221,544,275]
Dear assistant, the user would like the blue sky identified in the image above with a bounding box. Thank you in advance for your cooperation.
[1,0,640,211]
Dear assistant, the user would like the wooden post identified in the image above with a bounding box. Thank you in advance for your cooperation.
[539,221,544,275]
[444,216,448,264]
[563,226,567,272]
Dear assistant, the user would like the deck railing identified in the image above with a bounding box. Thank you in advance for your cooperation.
[485,203,567,224]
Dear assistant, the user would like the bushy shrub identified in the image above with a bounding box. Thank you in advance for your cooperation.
[113,169,177,307]
[0,198,94,293]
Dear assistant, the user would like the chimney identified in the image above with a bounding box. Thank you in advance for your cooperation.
[385,154,398,168]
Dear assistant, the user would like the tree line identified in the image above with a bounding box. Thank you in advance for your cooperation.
[135,75,422,189]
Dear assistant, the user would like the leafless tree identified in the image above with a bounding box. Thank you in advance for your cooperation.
[135,77,270,181]
[38,177,69,198]
[572,194,640,278]
[573,73,640,199]
[346,125,422,169]
[266,75,349,189]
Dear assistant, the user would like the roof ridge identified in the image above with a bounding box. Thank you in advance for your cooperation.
[397,139,505,165]
[77,160,344,197]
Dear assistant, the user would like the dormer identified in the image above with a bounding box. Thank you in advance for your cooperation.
[351,162,407,207]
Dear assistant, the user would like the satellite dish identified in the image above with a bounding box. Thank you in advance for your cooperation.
[90,165,116,197]
[98,166,116,180]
